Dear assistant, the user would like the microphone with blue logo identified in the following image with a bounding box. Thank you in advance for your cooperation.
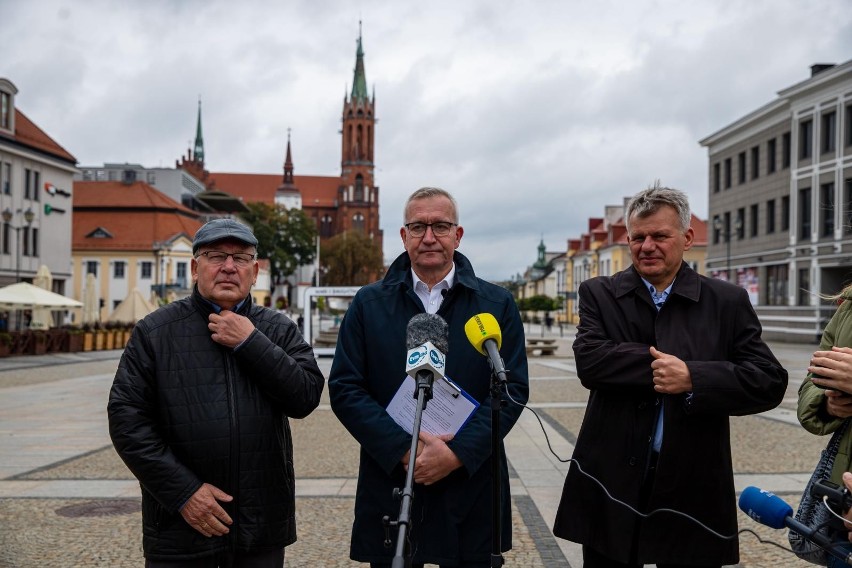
[389,312,449,568]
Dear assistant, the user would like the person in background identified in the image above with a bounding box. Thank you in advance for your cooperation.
[798,283,852,566]
[108,218,325,568]
[328,187,529,567]
[552,183,788,567]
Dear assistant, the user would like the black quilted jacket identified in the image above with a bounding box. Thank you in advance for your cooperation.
[108,288,324,560]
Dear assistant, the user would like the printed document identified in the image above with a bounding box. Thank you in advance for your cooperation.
[386,374,479,436]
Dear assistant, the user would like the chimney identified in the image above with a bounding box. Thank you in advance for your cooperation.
[810,63,836,77]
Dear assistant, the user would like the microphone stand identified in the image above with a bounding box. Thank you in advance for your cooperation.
[387,370,434,568]
[488,356,508,568]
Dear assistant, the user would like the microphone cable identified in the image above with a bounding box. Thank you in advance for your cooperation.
[499,383,801,556]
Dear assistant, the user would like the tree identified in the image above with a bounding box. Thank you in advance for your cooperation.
[320,230,384,286]
[242,203,317,289]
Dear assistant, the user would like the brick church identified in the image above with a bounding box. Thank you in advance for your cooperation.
[178,31,383,254]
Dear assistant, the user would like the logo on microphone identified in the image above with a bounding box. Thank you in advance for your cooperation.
[429,348,445,370]
[408,346,428,366]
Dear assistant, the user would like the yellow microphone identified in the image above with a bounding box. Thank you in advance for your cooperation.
[464,313,507,382]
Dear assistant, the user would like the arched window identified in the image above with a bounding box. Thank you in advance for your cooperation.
[352,213,365,233]
[354,175,364,202]
[321,215,334,238]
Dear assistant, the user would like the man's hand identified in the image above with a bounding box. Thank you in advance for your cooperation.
[208,310,254,348]
[401,439,424,469]
[650,346,692,394]
[824,390,852,419]
[810,347,852,396]
[412,432,462,486]
[180,483,234,537]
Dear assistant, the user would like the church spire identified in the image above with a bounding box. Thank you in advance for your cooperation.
[283,128,294,186]
[193,97,204,165]
[350,22,369,102]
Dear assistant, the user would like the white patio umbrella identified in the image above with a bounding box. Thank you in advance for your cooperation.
[30,265,54,330]
[82,273,100,324]
[0,282,82,309]
[108,288,157,323]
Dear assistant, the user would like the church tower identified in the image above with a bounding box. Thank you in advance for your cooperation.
[338,26,381,249]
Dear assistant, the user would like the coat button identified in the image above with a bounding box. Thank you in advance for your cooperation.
[628,457,637,466]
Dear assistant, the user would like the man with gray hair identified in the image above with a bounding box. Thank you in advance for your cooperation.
[553,184,787,567]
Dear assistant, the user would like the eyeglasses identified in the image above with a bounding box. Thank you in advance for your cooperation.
[404,221,457,238]
[196,251,256,267]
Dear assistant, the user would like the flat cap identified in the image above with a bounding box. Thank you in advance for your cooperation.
[192,218,258,254]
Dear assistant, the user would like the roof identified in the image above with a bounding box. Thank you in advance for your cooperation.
[210,172,341,208]
[73,180,202,251]
[0,109,77,164]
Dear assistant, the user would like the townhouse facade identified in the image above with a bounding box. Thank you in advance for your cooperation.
[700,60,852,341]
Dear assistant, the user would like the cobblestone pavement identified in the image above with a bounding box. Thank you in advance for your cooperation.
[0,329,831,567]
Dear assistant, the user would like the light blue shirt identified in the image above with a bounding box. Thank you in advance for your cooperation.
[642,278,674,453]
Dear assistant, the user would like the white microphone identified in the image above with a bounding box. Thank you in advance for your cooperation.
[405,313,448,382]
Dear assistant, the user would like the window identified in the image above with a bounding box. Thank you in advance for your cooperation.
[800,119,813,159]
[320,215,333,238]
[141,261,152,279]
[750,204,758,237]
[32,170,39,201]
[724,158,732,189]
[846,179,852,236]
[736,208,745,239]
[0,91,10,130]
[799,187,812,240]
[712,215,721,244]
[176,262,188,287]
[738,152,746,184]
[22,226,30,256]
[798,268,810,306]
[352,213,365,233]
[86,261,98,276]
[821,182,835,237]
[713,163,720,193]
[781,195,790,231]
[766,264,788,306]
[767,199,776,234]
[821,111,836,154]
[782,132,791,168]
[354,175,364,202]
[2,222,9,254]
[1,162,9,195]
[31,228,38,257]
[750,146,759,180]
[24,168,31,199]
[114,261,126,279]
[847,104,852,147]
[767,138,777,174]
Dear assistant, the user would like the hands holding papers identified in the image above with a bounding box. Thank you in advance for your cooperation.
[388,374,479,485]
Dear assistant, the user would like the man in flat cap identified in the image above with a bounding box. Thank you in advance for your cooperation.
[108,217,325,567]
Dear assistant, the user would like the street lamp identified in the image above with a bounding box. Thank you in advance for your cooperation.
[2,207,35,331]
[713,215,743,283]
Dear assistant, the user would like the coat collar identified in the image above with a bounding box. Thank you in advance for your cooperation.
[614,262,700,303]
[383,250,481,293]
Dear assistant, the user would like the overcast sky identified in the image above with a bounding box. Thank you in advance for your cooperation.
[3,0,851,281]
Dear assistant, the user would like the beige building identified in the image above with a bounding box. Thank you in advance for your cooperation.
[700,60,852,341]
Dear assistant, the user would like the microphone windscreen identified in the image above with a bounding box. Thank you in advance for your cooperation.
[406,313,449,353]
[464,313,502,356]
[738,486,792,530]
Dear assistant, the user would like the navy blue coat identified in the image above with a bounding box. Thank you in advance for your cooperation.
[108,287,325,560]
[328,251,529,565]
[552,263,787,565]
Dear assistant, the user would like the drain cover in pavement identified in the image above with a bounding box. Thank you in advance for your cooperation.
[55,500,141,518]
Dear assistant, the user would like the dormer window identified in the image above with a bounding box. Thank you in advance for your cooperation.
[0,78,18,135]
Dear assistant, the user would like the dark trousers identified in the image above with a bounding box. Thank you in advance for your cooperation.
[145,548,284,568]
[582,452,720,568]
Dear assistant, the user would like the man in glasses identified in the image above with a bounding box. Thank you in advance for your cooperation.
[329,187,529,567]
[108,218,325,568]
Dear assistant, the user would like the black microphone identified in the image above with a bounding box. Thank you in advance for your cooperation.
[738,486,852,565]
[405,313,448,382]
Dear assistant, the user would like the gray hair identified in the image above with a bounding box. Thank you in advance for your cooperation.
[625,181,691,232]
[403,187,459,224]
